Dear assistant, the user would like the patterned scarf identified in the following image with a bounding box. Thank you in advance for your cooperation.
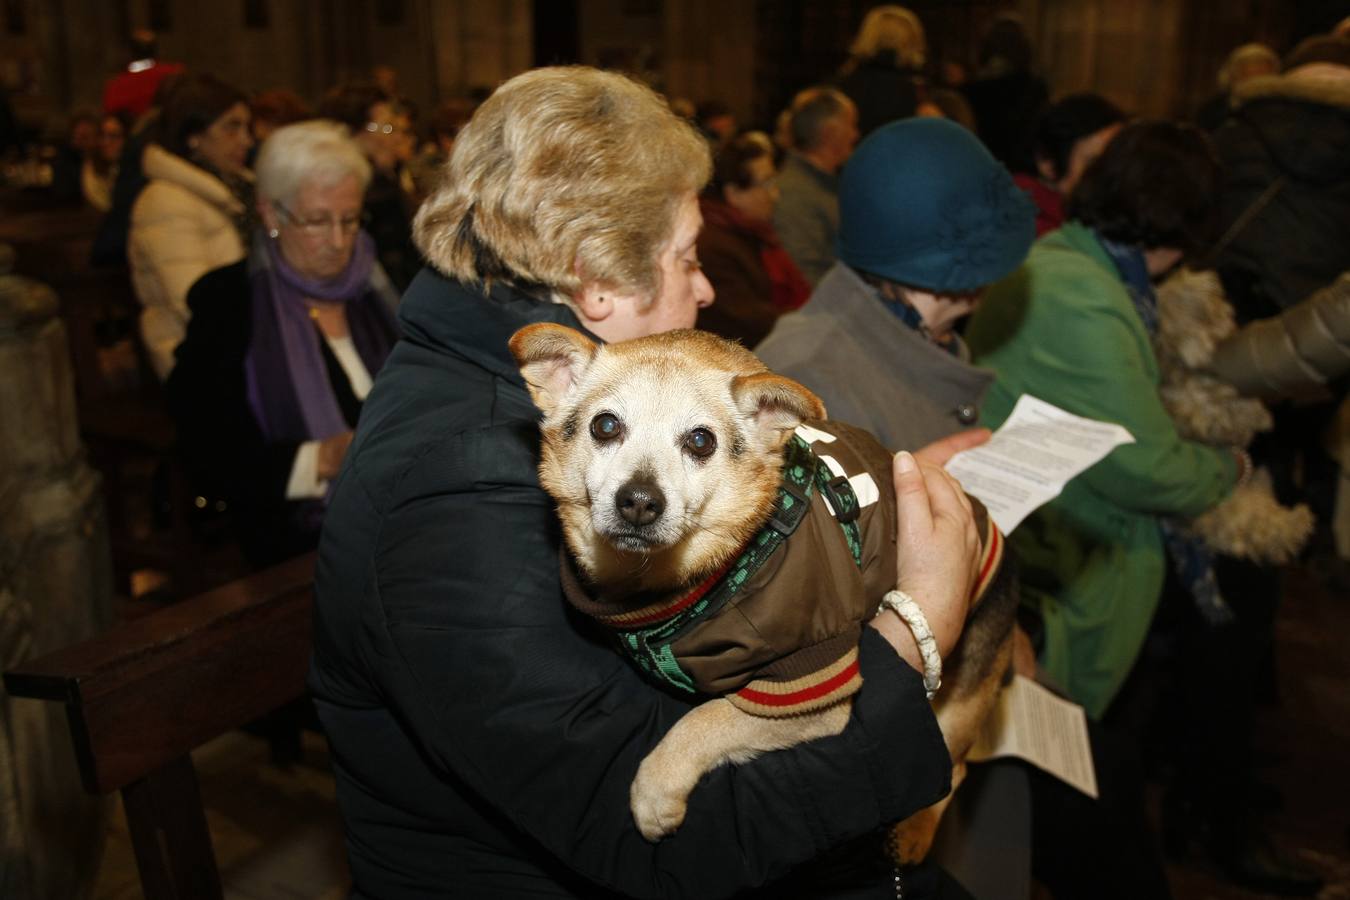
[243,228,401,446]
[1096,231,1233,626]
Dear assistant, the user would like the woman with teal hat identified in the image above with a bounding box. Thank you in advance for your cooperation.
[757,115,1035,454]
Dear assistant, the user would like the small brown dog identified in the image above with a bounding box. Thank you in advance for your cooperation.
[510,323,1016,862]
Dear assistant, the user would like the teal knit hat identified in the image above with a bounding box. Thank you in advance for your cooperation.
[837,117,1035,293]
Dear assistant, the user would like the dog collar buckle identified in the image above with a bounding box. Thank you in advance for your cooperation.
[822,474,861,524]
[768,479,811,537]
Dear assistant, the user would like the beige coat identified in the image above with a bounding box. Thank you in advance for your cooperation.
[129,144,249,379]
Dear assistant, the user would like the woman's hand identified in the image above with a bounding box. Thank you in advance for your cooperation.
[318,430,355,481]
[868,450,981,672]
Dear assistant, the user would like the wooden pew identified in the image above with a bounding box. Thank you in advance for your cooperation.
[3,552,316,900]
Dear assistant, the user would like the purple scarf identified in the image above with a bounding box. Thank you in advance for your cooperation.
[244,229,400,444]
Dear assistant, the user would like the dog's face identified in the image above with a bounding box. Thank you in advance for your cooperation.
[510,324,825,595]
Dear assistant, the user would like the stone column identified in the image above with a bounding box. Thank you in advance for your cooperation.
[0,244,113,900]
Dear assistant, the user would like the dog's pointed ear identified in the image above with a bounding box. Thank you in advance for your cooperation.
[731,372,826,449]
[509,323,599,417]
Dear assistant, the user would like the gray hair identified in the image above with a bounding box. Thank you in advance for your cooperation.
[255,119,372,205]
[789,88,853,152]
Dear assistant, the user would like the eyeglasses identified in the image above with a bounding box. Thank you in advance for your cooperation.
[274,201,362,237]
[365,121,410,136]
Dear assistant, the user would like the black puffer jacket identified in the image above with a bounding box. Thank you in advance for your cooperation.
[835,55,924,138]
[308,267,953,899]
[1212,72,1350,323]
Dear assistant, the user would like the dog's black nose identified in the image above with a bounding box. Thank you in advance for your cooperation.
[615,481,666,527]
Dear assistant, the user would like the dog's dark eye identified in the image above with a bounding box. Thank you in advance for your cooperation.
[683,428,717,459]
[590,413,623,442]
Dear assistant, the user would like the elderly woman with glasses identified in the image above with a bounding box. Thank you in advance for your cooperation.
[166,119,400,569]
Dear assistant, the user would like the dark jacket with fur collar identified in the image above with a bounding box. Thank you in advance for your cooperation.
[1213,71,1350,322]
[308,267,953,899]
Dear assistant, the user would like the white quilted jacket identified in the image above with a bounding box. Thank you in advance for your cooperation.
[129,144,250,379]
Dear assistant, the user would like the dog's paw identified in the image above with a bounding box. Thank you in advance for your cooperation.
[630,760,691,841]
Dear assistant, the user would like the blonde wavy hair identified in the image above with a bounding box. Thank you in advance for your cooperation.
[850,5,927,69]
[413,67,711,302]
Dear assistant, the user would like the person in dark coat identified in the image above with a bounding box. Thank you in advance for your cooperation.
[1211,35,1350,323]
[960,14,1049,172]
[696,133,811,347]
[1011,93,1125,236]
[166,121,399,568]
[1194,43,1279,133]
[308,66,986,900]
[835,5,929,138]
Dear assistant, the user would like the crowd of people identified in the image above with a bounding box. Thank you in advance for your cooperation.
[7,7,1350,899]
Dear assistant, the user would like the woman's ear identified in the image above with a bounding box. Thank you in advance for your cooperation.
[257,197,281,234]
[573,281,615,324]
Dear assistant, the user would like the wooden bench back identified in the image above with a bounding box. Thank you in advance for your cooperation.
[3,552,317,899]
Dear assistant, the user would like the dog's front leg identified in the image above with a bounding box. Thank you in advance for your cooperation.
[631,698,850,841]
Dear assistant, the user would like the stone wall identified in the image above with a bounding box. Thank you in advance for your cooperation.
[0,244,113,900]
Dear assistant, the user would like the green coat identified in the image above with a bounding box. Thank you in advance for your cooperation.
[966,223,1236,718]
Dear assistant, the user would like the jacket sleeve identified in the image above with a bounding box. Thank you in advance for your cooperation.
[1209,271,1350,400]
[364,422,952,899]
[996,267,1236,518]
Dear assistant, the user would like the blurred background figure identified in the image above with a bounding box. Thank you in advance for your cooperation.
[695,98,738,147]
[407,97,472,201]
[961,13,1049,170]
[166,120,400,569]
[249,88,312,147]
[695,132,810,346]
[835,4,928,137]
[371,64,400,101]
[48,112,99,204]
[1013,92,1125,236]
[1196,42,1280,131]
[102,29,185,123]
[128,74,254,379]
[668,95,696,122]
[82,113,127,211]
[924,87,977,129]
[773,86,858,285]
[319,83,421,291]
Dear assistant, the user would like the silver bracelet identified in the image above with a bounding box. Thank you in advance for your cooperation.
[878,589,942,700]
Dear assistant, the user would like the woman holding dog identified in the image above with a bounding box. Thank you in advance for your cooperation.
[310,66,985,899]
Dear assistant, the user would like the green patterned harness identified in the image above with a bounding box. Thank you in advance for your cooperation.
[618,435,864,693]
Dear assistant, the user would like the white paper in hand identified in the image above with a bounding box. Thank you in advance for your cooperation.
[944,394,1134,534]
